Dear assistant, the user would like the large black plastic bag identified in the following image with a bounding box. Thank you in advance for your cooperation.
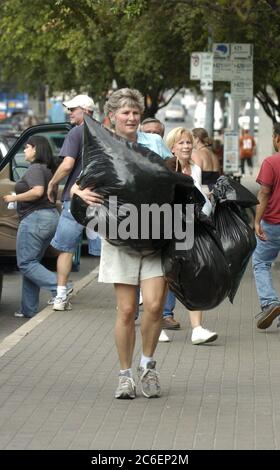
[162,217,231,310]
[213,202,256,303]
[71,115,203,252]
[212,176,258,302]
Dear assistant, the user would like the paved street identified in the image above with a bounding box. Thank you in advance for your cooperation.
[0,258,280,450]
[0,172,275,451]
[0,252,99,342]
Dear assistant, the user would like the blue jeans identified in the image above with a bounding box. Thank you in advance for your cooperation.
[252,221,280,308]
[88,233,101,256]
[51,201,84,253]
[16,209,59,317]
[163,290,176,318]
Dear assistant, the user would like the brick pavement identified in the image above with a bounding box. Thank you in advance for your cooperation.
[0,263,279,450]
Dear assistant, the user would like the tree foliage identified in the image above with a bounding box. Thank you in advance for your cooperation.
[0,0,280,120]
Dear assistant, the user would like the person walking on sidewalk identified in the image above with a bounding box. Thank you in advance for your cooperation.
[47,94,94,311]
[253,123,280,329]
[239,128,256,176]
[165,127,218,345]
[3,136,59,318]
[140,118,180,341]
[72,88,169,399]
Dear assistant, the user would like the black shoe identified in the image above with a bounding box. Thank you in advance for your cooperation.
[255,302,280,329]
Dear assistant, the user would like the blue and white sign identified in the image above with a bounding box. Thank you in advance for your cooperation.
[213,43,230,58]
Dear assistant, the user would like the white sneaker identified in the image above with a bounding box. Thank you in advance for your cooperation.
[48,284,73,306]
[115,376,136,399]
[158,330,170,342]
[14,311,25,318]
[139,291,143,305]
[191,326,218,345]
[53,296,72,311]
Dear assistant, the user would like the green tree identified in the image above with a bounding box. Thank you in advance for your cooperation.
[0,0,280,121]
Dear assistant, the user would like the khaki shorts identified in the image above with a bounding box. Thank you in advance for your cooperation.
[98,239,163,285]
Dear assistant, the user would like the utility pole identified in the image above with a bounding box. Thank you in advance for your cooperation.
[205,31,214,136]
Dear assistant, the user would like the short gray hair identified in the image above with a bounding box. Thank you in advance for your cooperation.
[104,88,145,116]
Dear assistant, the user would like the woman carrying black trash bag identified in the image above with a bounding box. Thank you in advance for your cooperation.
[71,88,171,400]
[165,127,218,345]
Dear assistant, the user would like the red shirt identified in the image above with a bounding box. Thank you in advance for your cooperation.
[257,152,280,223]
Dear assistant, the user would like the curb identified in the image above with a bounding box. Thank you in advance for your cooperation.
[0,266,99,359]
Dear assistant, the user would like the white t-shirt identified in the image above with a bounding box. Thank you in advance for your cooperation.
[191,164,212,217]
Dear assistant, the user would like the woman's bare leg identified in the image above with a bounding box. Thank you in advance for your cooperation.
[114,283,137,369]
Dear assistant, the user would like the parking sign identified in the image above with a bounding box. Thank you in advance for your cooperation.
[190,52,202,80]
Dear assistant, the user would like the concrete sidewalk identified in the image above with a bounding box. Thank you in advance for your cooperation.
[0,261,279,450]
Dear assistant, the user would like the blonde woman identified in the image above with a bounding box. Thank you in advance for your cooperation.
[165,127,218,345]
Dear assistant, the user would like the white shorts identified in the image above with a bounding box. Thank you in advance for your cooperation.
[98,239,163,285]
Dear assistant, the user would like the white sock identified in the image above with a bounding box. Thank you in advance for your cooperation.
[57,286,67,299]
[140,354,153,368]
[120,368,132,378]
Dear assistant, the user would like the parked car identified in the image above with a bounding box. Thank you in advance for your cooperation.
[164,104,185,122]
[0,122,73,302]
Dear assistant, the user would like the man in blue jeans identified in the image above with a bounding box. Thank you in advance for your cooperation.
[253,123,280,329]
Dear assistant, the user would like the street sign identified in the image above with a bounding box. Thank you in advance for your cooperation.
[213,57,232,81]
[190,52,202,80]
[213,43,230,58]
[201,53,213,79]
[232,58,253,81]
[223,130,239,173]
[200,53,213,90]
[231,43,253,59]
[231,79,253,100]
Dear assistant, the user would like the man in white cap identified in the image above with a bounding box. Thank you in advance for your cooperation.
[47,94,94,310]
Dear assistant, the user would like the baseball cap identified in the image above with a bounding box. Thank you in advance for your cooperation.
[63,94,94,111]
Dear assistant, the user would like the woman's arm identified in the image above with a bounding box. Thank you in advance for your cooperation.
[3,186,44,203]
[70,183,104,206]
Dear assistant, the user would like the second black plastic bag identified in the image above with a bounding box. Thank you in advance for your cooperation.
[212,176,258,302]
[213,203,256,303]
[162,218,231,310]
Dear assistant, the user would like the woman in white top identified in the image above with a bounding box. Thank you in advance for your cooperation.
[165,127,217,345]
